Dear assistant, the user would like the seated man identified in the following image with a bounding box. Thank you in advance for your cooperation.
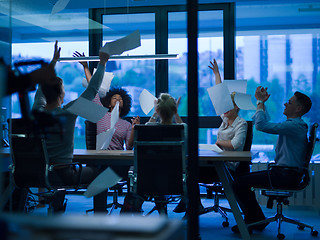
[32,41,109,210]
[232,86,312,233]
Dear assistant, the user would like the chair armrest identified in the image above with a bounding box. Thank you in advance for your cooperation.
[49,162,83,190]
[49,162,82,171]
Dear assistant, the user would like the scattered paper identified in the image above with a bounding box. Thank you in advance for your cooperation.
[207,83,234,116]
[100,30,141,56]
[234,92,256,110]
[82,69,113,97]
[96,102,119,150]
[110,102,119,129]
[199,144,223,153]
[51,0,70,15]
[96,128,116,150]
[139,89,157,115]
[67,97,109,123]
[224,80,247,94]
[84,167,121,198]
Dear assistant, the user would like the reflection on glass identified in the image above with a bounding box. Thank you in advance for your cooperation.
[103,13,156,117]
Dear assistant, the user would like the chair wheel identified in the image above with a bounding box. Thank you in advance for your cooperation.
[297,225,305,230]
[222,221,229,227]
[277,233,285,239]
[311,230,318,237]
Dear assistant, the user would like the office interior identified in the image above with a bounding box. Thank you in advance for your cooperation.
[1,0,320,239]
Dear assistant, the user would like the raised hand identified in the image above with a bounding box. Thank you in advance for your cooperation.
[208,59,222,84]
[131,116,140,129]
[255,86,270,102]
[208,59,220,75]
[72,51,88,68]
[51,40,61,65]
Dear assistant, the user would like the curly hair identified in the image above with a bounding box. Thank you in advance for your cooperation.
[100,87,132,117]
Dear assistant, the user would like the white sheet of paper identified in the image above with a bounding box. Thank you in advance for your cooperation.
[84,167,121,198]
[199,144,223,153]
[139,89,157,115]
[51,0,70,15]
[224,80,247,94]
[96,127,116,150]
[67,97,109,123]
[82,70,113,97]
[234,92,256,110]
[207,83,234,116]
[100,30,141,56]
[110,102,119,129]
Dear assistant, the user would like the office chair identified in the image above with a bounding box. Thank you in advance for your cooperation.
[132,124,186,215]
[84,120,126,214]
[248,123,319,239]
[9,118,83,215]
[199,120,253,227]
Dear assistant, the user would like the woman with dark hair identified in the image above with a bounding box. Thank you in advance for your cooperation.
[73,51,140,151]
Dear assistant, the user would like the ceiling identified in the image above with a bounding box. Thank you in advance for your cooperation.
[0,0,319,43]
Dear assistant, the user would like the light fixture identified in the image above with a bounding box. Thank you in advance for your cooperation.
[59,54,179,62]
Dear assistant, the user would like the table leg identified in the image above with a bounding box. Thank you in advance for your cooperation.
[214,162,251,240]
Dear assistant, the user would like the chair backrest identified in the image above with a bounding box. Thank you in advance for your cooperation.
[85,120,97,150]
[133,124,186,196]
[243,121,253,151]
[9,119,53,190]
[298,122,319,189]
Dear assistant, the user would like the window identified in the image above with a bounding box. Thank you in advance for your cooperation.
[236,2,320,159]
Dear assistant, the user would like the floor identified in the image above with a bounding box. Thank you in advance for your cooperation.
[27,189,320,240]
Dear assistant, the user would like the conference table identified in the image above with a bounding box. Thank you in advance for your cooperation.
[1,148,253,240]
[72,148,253,240]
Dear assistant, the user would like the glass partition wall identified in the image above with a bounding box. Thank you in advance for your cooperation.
[7,1,319,157]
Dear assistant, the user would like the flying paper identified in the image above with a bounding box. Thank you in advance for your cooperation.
[96,102,119,150]
[224,80,247,94]
[84,167,121,198]
[67,97,109,123]
[100,30,141,56]
[82,69,113,97]
[139,89,157,115]
[234,92,256,110]
[207,83,234,116]
[51,0,70,15]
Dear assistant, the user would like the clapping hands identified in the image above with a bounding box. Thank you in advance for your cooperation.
[255,86,270,102]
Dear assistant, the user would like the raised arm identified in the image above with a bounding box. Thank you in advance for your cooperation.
[174,96,183,123]
[78,51,109,101]
[208,59,222,85]
[73,51,92,83]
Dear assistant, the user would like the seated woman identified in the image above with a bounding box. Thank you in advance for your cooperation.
[120,93,186,214]
[173,59,248,213]
[73,51,140,178]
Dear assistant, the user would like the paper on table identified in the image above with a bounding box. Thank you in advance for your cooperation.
[234,92,256,110]
[96,127,116,150]
[224,80,247,94]
[67,97,109,123]
[82,70,113,97]
[199,144,223,153]
[51,0,70,15]
[100,30,141,56]
[207,83,234,116]
[84,167,121,198]
[139,89,157,115]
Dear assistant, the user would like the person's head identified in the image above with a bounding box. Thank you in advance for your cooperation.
[284,91,312,118]
[41,76,65,106]
[101,87,132,117]
[156,93,177,124]
[224,92,240,119]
